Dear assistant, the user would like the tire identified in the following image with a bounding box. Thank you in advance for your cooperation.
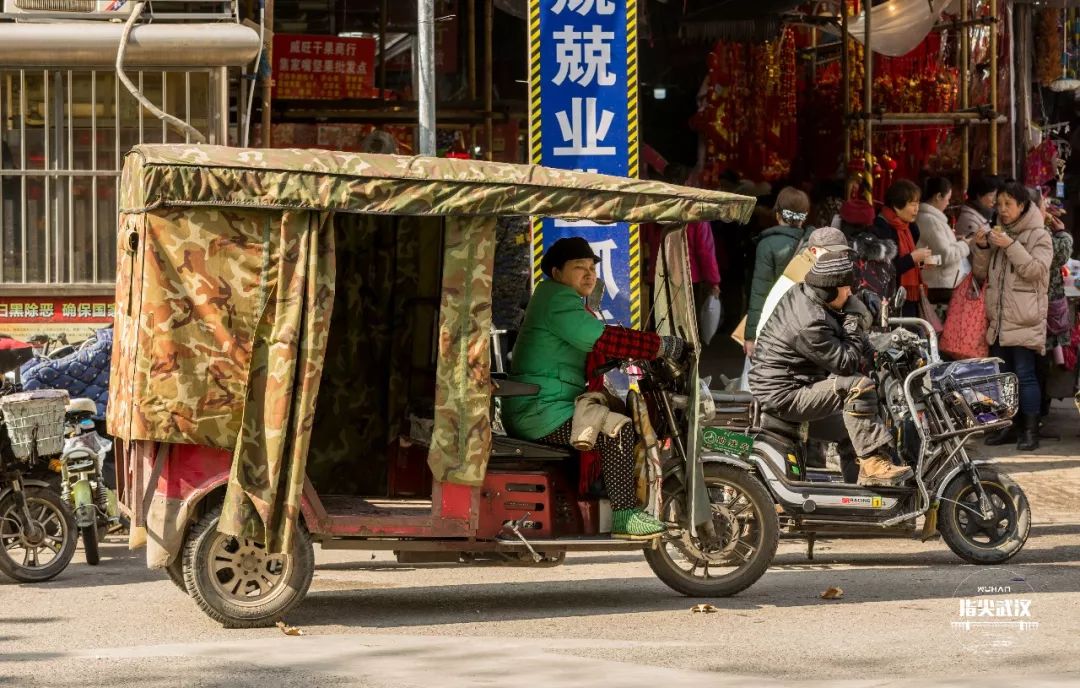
[80,524,100,566]
[938,468,1030,565]
[645,464,779,597]
[166,555,189,594]
[183,506,314,628]
[0,486,78,583]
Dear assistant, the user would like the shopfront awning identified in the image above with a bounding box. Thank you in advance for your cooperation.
[0,22,260,68]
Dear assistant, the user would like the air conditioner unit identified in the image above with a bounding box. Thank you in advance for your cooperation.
[3,0,134,15]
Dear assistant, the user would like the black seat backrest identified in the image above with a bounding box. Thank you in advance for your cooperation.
[491,377,539,398]
[491,436,572,461]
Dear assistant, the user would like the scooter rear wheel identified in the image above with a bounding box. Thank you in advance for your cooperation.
[645,464,778,597]
[938,468,1030,565]
[0,486,78,583]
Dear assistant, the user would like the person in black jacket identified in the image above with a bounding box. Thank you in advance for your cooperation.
[749,252,913,487]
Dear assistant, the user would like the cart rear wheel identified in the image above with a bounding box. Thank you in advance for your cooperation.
[166,555,188,594]
[644,464,778,597]
[182,506,314,628]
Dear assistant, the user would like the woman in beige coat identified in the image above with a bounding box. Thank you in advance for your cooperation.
[971,183,1052,451]
[917,176,972,302]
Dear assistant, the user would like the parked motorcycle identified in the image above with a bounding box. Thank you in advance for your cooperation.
[702,289,1031,565]
[57,399,119,566]
[0,342,78,582]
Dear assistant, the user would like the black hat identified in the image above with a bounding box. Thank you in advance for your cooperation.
[540,237,600,277]
[805,251,854,289]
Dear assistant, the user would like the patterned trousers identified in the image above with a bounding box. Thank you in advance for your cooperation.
[539,419,637,510]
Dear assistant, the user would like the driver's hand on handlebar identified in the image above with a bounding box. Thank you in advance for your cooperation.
[657,335,688,362]
[842,295,873,332]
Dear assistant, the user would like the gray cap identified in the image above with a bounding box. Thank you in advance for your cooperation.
[807,226,851,253]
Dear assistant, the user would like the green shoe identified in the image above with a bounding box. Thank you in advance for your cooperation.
[612,508,666,540]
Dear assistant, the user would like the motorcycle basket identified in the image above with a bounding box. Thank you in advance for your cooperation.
[931,360,1018,428]
[0,389,69,460]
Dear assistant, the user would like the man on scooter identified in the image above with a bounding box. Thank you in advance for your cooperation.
[748,252,913,487]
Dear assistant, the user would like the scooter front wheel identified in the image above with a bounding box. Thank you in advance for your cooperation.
[80,524,100,565]
[645,464,778,597]
[938,468,1030,565]
[0,486,78,582]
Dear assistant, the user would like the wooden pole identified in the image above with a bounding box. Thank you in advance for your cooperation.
[261,0,273,147]
[1016,3,1032,179]
[468,0,477,150]
[989,0,999,175]
[960,0,970,193]
[484,0,493,161]
[841,0,850,166]
[863,0,872,163]
[378,0,388,101]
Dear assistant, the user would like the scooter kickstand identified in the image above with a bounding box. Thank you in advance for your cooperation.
[806,533,815,561]
[504,512,542,563]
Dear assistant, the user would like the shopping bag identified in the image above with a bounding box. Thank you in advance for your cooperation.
[939,274,989,360]
[698,294,722,345]
[918,286,944,334]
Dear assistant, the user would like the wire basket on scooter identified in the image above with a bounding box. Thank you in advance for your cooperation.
[931,360,1018,428]
[0,389,69,460]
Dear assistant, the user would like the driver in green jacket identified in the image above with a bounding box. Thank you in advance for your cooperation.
[502,237,686,540]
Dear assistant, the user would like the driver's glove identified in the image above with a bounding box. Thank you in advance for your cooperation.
[842,294,873,332]
[657,335,687,362]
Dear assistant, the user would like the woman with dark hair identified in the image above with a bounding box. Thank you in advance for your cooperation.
[971,184,1053,451]
[916,176,972,303]
[503,237,687,538]
[956,176,1003,239]
[863,180,932,311]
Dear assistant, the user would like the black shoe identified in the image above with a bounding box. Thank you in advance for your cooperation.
[984,424,1018,446]
[1017,414,1040,452]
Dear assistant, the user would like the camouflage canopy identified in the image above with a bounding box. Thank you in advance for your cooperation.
[110,145,754,553]
[120,145,756,224]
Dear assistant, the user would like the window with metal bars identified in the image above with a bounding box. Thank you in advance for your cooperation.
[0,68,218,286]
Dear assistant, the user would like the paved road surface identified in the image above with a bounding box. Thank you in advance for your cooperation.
[3,406,1079,687]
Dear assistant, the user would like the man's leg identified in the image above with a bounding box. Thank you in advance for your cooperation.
[832,375,912,486]
[776,377,910,486]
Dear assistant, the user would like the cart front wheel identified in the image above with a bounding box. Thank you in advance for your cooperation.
[644,464,778,597]
[182,506,314,628]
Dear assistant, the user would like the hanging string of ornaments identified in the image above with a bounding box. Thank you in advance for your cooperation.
[692,4,958,191]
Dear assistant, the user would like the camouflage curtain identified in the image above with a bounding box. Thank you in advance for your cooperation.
[218,210,336,553]
[306,215,423,495]
[428,215,496,485]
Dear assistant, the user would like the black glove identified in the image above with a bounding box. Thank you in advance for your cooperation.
[842,313,863,336]
[842,295,873,332]
[658,335,688,362]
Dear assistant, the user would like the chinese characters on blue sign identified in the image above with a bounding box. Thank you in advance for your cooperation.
[531,0,639,326]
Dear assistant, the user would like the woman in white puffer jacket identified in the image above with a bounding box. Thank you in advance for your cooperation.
[916,177,973,303]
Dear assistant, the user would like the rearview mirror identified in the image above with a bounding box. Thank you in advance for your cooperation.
[892,286,906,314]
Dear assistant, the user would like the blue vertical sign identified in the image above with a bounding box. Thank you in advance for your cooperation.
[530,0,640,327]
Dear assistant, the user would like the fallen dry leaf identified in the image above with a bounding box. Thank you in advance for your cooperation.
[820,587,844,600]
[690,604,719,614]
[276,620,305,636]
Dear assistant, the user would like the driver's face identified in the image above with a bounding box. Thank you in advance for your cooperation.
[829,285,852,309]
[552,258,598,297]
